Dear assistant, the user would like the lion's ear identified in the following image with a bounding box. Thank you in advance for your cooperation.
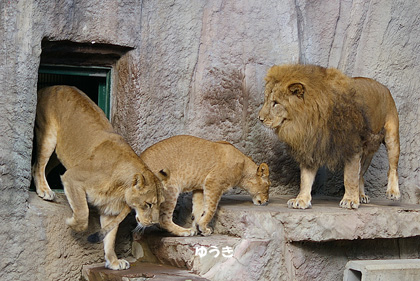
[288,83,305,99]
[132,174,145,189]
[257,163,269,178]
[157,169,170,181]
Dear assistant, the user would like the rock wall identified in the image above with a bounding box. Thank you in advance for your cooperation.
[0,1,142,280]
[113,0,420,200]
[1,0,419,280]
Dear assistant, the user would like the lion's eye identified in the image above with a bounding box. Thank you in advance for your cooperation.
[272,101,278,107]
[145,202,152,209]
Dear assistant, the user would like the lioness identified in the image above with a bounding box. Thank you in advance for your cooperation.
[33,85,165,270]
[139,135,270,236]
[259,64,400,209]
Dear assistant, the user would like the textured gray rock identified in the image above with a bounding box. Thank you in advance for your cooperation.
[1,0,420,280]
[111,0,420,202]
[139,195,420,281]
[344,259,420,281]
[22,193,134,281]
[215,196,420,241]
[82,262,209,281]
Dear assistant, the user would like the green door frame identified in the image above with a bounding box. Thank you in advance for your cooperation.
[38,65,112,118]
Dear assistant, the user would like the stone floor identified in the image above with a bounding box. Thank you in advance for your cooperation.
[82,262,209,281]
[83,195,420,281]
[212,195,420,241]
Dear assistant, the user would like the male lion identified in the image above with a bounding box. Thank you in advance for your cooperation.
[33,85,166,270]
[258,64,400,209]
[139,135,270,236]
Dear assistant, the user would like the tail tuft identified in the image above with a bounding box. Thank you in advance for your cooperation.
[87,232,104,243]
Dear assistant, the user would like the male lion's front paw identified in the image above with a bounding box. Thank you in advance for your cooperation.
[105,259,130,270]
[287,198,312,209]
[339,198,359,209]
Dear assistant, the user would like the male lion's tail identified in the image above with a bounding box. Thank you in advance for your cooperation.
[87,205,131,243]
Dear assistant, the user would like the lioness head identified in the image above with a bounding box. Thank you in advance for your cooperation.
[244,163,270,206]
[125,170,167,227]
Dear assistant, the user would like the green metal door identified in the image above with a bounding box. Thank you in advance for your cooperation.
[38,65,111,118]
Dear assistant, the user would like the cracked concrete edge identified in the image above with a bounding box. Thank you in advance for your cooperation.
[213,196,420,242]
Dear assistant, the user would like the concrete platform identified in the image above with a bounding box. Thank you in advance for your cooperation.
[344,259,420,281]
[137,195,420,281]
[214,195,420,241]
[82,262,209,281]
[33,192,420,280]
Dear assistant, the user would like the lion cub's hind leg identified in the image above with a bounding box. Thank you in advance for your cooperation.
[60,169,89,232]
[384,119,400,200]
[33,124,57,201]
[159,186,196,237]
[197,176,226,236]
[191,190,204,231]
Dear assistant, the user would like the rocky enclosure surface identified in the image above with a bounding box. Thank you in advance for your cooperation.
[1,0,420,280]
[139,195,420,281]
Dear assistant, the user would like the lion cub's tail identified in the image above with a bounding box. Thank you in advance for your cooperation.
[87,205,131,243]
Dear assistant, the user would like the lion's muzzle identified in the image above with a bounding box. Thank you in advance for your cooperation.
[252,194,269,206]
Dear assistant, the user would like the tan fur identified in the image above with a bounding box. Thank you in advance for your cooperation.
[140,135,270,236]
[33,85,165,270]
[258,64,400,209]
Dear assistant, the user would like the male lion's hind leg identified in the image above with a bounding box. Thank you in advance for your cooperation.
[33,125,57,201]
[61,170,89,232]
[384,120,400,200]
[340,154,361,209]
[287,167,316,209]
[101,215,130,270]
[359,153,374,204]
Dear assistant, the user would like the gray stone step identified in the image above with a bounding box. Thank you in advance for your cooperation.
[136,195,420,280]
[139,233,270,280]
[213,195,420,242]
[82,262,209,281]
[344,259,420,281]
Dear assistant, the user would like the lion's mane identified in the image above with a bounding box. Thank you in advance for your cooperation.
[265,64,374,170]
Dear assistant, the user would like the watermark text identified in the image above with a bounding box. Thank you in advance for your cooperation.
[194,246,234,258]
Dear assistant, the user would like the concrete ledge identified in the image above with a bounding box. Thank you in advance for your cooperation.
[82,262,209,281]
[139,195,420,280]
[214,195,420,241]
[34,193,420,280]
[27,192,135,280]
[344,259,420,281]
[141,234,269,279]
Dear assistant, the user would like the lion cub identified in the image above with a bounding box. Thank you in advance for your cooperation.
[140,135,270,236]
[33,86,165,270]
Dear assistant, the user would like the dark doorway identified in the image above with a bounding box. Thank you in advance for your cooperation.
[38,65,111,118]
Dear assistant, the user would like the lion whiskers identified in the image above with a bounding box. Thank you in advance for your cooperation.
[133,223,146,234]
